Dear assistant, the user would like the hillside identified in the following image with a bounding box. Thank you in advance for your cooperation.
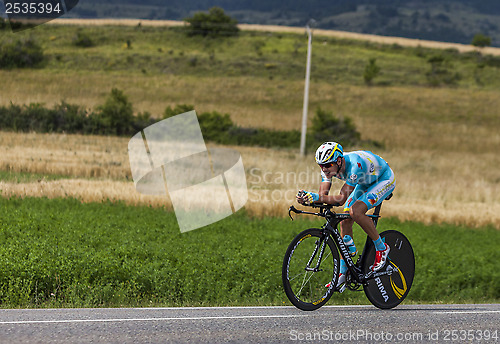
[0,22,499,229]
[50,18,500,57]
[0,20,499,310]
[47,0,500,47]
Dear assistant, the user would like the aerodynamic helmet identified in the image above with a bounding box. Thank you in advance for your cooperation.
[315,142,343,165]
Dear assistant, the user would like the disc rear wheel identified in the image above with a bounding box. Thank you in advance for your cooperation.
[362,230,415,309]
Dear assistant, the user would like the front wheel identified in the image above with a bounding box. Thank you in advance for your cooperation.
[282,228,340,311]
[361,230,415,309]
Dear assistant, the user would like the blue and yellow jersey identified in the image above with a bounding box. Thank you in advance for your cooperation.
[321,151,391,186]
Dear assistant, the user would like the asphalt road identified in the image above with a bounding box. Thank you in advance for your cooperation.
[0,304,498,343]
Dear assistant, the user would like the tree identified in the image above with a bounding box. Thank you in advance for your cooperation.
[163,104,195,119]
[308,108,361,148]
[471,33,492,48]
[184,7,239,37]
[0,38,44,68]
[95,88,134,135]
[363,58,380,85]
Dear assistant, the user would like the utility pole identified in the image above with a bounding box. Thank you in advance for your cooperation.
[300,20,315,156]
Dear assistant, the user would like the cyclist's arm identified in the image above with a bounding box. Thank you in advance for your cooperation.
[318,182,354,206]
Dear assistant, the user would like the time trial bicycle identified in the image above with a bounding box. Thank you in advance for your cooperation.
[282,194,415,310]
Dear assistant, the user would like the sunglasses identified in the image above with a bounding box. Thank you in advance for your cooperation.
[318,162,334,168]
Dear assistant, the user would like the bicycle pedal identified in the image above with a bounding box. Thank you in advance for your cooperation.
[335,283,346,293]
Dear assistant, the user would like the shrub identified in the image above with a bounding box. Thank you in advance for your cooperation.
[198,111,234,142]
[161,105,299,148]
[0,91,151,136]
[0,97,369,150]
[363,58,380,85]
[471,33,491,48]
[196,111,300,148]
[308,107,361,149]
[184,7,239,38]
[23,103,54,132]
[426,55,461,86]
[133,111,156,132]
[163,104,195,119]
[1,19,35,31]
[0,103,23,131]
[230,127,299,148]
[483,55,500,68]
[0,38,44,68]
[72,31,94,48]
[0,102,90,133]
[94,88,135,135]
[52,102,88,133]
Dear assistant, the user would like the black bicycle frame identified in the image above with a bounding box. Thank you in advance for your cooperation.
[323,213,366,283]
[288,202,394,285]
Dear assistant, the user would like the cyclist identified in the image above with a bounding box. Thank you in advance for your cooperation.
[296,142,395,290]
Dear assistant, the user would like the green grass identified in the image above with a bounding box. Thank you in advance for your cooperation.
[0,23,499,307]
[2,24,500,88]
[0,170,71,183]
[0,196,497,308]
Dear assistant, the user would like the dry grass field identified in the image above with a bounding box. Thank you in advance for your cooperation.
[0,127,499,229]
[1,21,499,229]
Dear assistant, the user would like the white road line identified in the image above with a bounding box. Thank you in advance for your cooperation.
[0,305,373,313]
[434,311,500,315]
[0,314,310,325]
[132,305,373,311]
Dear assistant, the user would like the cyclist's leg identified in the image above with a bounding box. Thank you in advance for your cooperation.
[340,184,367,240]
[339,218,354,240]
[338,218,354,281]
[335,186,368,290]
[340,185,366,260]
[350,201,378,240]
[349,169,396,240]
[339,184,367,270]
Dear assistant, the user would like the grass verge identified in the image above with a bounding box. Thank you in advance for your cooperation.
[0,196,497,308]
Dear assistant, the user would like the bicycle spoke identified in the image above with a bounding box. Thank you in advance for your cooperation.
[296,272,309,297]
[283,229,340,310]
[288,271,307,282]
[297,270,316,297]
[319,250,331,267]
[299,251,333,297]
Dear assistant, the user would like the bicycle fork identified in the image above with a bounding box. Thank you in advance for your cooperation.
[305,235,328,272]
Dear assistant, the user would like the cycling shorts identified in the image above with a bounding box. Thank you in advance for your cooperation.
[343,168,395,212]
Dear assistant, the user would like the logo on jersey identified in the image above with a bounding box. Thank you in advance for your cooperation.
[370,163,375,173]
[357,162,362,168]
[367,193,378,205]
[349,174,357,183]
